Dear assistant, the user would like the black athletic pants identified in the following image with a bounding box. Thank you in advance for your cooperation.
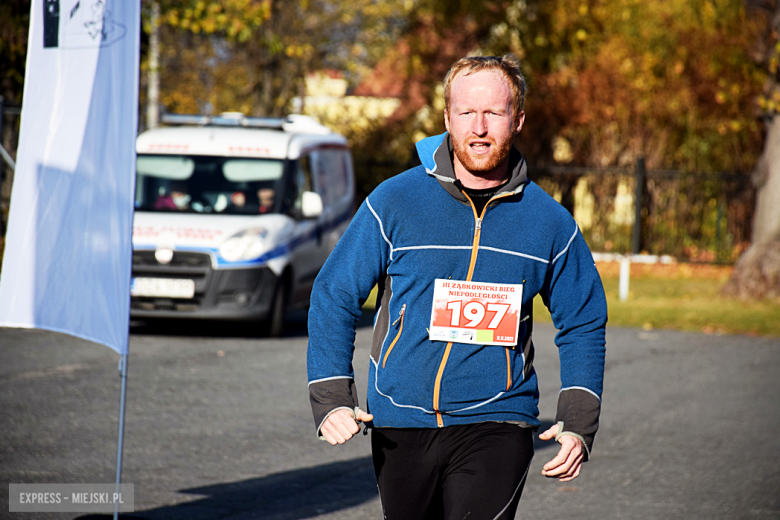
[371,422,535,520]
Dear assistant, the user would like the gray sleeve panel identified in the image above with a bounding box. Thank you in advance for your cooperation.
[554,388,601,460]
[370,274,392,364]
[309,378,360,434]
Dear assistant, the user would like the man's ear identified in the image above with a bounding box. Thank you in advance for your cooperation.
[515,110,526,134]
[444,109,450,133]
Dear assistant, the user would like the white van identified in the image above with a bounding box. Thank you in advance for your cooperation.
[131,113,354,335]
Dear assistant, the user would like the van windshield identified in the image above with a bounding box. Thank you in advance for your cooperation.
[135,154,285,214]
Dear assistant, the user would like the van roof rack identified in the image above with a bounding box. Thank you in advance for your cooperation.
[160,113,333,135]
[161,113,287,129]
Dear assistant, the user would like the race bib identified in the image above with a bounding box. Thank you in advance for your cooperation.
[429,279,523,347]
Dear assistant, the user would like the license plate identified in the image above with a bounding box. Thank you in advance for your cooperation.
[131,278,195,299]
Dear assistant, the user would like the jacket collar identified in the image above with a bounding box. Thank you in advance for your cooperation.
[415,132,528,203]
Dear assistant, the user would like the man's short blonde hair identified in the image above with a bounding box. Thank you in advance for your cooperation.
[443,54,527,117]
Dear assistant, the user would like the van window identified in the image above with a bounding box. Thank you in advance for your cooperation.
[293,155,313,214]
[223,159,284,182]
[137,155,194,179]
[312,149,351,206]
[136,154,283,214]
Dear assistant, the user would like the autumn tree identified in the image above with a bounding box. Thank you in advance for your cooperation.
[475,0,765,172]
[347,0,766,214]
[480,0,767,250]
[143,0,410,118]
[723,0,780,299]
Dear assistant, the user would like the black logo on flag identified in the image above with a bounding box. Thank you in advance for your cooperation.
[43,0,60,48]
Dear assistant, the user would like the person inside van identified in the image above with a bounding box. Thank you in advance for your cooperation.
[153,181,191,211]
[227,187,274,214]
[258,188,275,213]
[230,190,247,208]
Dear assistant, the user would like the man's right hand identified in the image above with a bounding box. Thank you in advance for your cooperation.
[320,408,374,445]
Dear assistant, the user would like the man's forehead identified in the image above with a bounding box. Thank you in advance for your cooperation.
[449,69,512,103]
[452,67,507,83]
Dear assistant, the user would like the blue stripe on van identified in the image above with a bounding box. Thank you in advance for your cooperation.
[134,204,354,270]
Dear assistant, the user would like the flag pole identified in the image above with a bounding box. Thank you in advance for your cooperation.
[113,348,129,520]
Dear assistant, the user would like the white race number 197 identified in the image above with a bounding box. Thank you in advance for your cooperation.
[447,300,510,329]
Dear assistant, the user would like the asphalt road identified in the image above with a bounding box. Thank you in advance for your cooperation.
[1,313,779,520]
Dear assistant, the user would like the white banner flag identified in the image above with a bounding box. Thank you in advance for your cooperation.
[0,0,140,354]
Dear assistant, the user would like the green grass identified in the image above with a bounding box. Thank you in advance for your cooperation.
[534,263,780,337]
[365,263,780,337]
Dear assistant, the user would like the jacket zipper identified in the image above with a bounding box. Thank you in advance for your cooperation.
[432,191,515,427]
[505,349,512,390]
[382,304,406,368]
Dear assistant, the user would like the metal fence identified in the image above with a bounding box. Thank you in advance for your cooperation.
[356,158,755,264]
[529,161,755,263]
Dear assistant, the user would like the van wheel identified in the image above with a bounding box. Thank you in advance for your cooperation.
[266,282,287,337]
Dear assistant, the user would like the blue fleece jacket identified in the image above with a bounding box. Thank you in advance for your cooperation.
[307,133,607,455]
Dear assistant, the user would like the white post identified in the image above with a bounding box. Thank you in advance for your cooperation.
[619,256,630,301]
[113,351,129,520]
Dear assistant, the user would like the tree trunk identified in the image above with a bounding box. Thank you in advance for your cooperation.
[722,114,780,299]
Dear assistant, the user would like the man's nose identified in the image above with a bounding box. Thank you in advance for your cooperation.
[471,113,488,136]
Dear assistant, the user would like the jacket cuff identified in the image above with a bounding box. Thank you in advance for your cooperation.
[555,387,601,460]
[309,377,360,437]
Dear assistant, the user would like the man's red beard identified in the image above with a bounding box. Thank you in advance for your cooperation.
[451,131,514,174]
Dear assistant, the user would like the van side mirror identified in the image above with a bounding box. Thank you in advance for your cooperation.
[301,191,323,218]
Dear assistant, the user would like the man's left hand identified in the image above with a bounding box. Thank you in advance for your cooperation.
[538,423,584,482]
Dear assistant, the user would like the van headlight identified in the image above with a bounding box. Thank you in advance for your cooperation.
[219,228,268,262]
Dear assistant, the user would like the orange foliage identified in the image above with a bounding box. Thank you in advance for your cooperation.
[514,0,766,172]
